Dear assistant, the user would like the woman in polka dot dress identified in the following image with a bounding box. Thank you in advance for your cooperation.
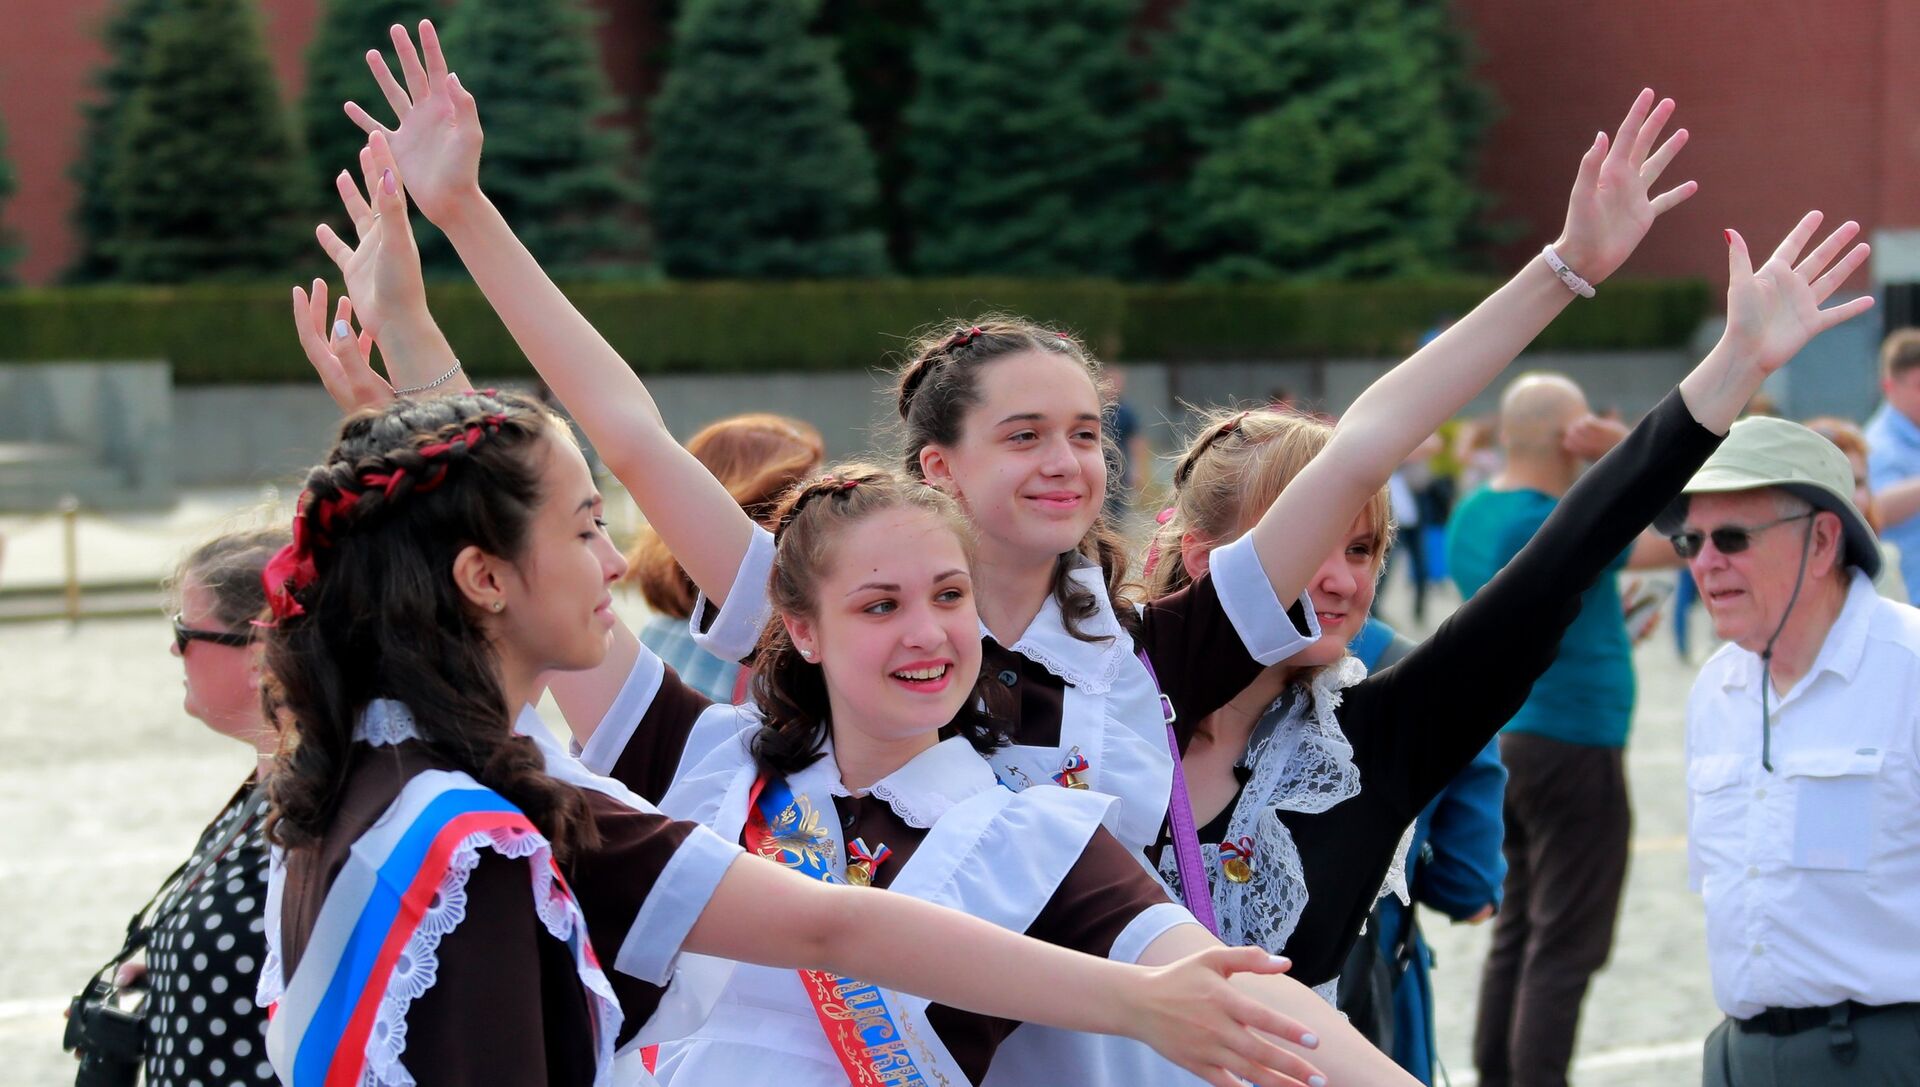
[132,528,288,1087]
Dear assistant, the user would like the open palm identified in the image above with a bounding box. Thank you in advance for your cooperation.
[344,20,482,227]
[1724,212,1874,376]
[1556,89,1696,283]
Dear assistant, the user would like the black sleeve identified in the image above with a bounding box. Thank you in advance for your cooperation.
[1138,576,1315,744]
[1346,387,1722,822]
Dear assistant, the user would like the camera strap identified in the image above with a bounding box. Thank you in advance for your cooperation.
[93,780,270,982]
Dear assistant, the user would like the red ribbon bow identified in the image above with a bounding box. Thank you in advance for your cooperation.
[848,838,892,872]
[1221,837,1255,862]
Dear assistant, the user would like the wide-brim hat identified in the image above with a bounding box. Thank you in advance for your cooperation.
[1654,416,1880,578]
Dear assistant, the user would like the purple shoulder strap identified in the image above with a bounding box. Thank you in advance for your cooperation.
[1136,650,1220,937]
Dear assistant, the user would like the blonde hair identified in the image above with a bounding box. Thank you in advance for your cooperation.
[625,412,825,618]
[1147,407,1394,598]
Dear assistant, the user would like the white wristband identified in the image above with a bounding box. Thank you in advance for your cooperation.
[1541,245,1596,298]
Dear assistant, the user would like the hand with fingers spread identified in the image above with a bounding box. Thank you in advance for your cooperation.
[1679,212,1875,435]
[1722,212,1876,375]
[315,132,427,344]
[291,278,391,414]
[1554,88,1698,284]
[346,20,483,227]
[1126,947,1327,1087]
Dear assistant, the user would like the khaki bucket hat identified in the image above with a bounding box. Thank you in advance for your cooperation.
[1654,416,1881,578]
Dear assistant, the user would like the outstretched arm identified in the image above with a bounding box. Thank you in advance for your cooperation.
[345,20,757,605]
[688,856,1330,1087]
[1250,90,1697,605]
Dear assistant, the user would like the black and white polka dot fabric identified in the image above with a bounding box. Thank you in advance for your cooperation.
[141,780,275,1087]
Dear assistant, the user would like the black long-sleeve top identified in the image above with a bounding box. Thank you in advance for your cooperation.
[1164,387,1722,985]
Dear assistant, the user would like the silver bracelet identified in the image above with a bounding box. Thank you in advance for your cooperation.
[1540,245,1596,298]
[394,359,464,396]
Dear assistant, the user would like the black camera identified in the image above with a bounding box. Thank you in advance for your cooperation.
[62,978,144,1087]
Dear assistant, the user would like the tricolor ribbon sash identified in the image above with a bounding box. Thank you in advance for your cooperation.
[271,784,614,1087]
[745,774,931,1087]
[1051,747,1091,790]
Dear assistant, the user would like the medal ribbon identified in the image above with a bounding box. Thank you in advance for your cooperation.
[1221,836,1254,864]
[745,775,931,1087]
[1051,748,1091,788]
[848,837,892,879]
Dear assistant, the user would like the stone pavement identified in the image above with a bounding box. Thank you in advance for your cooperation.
[1,556,1722,1085]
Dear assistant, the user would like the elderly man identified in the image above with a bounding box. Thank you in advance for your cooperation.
[1662,416,1920,1084]
[1451,373,1672,1087]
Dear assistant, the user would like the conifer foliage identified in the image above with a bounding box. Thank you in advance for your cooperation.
[648,0,888,278]
[302,0,439,214]
[901,0,1147,277]
[104,0,310,282]
[435,0,642,275]
[0,117,17,284]
[1156,0,1492,280]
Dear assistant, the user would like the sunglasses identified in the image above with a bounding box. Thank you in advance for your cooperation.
[1667,511,1812,560]
[172,613,253,654]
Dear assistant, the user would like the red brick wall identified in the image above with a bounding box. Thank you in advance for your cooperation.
[0,0,320,285]
[1453,0,1914,291]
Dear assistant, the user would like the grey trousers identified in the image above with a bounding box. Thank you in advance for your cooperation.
[1704,1007,1920,1086]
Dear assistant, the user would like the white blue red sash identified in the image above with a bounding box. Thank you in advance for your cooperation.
[744,773,932,1087]
[266,772,620,1087]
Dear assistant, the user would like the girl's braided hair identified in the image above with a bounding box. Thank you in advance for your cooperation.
[895,316,1136,643]
[748,464,1008,777]
[263,391,598,859]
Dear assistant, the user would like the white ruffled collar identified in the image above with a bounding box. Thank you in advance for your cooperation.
[981,555,1127,695]
[354,699,420,746]
[796,734,1000,830]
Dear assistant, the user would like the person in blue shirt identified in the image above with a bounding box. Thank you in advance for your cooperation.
[1447,373,1674,1087]
[1863,329,1920,604]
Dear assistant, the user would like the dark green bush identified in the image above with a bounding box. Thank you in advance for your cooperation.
[0,277,1707,384]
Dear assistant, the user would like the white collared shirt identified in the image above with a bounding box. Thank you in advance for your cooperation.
[1685,570,1920,1018]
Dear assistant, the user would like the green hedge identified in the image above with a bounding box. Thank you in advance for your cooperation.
[0,276,1708,384]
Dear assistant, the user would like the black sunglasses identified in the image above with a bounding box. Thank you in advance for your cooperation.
[1668,511,1813,560]
[172,613,253,654]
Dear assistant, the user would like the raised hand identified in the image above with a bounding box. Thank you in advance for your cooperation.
[1555,89,1698,284]
[344,20,483,226]
[1563,414,1630,461]
[1722,212,1876,374]
[314,131,426,344]
[290,278,392,414]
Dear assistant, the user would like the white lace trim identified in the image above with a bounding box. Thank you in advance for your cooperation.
[354,700,421,746]
[1158,656,1371,956]
[359,826,623,1087]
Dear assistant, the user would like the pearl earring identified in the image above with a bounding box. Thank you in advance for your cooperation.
[800,648,816,661]
[491,601,505,613]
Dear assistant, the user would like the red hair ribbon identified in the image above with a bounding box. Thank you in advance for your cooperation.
[945,326,983,351]
[262,503,319,622]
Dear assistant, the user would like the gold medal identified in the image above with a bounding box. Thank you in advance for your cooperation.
[1223,857,1253,883]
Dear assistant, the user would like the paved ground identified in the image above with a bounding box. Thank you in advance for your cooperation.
[0,511,1723,1085]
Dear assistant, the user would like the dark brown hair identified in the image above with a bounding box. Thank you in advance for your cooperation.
[264,391,597,859]
[625,412,825,619]
[748,463,1006,777]
[894,315,1134,642]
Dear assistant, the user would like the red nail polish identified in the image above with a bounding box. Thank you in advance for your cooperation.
[1724,229,1734,245]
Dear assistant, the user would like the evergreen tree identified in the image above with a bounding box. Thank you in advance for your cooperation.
[1155,0,1492,280]
[107,0,310,282]
[302,0,442,214]
[0,116,17,284]
[67,0,173,283]
[821,0,926,266]
[901,0,1146,277]
[648,0,887,278]
[437,0,641,275]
